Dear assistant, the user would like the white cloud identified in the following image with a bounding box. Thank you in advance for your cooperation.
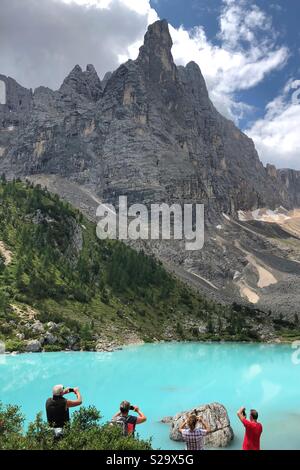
[270,3,284,13]
[219,0,273,49]
[60,0,158,19]
[60,0,112,8]
[246,80,300,170]
[168,0,289,122]
[61,0,159,53]
[0,0,154,89]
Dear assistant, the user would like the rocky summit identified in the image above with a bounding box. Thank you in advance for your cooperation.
[1,19,300,320]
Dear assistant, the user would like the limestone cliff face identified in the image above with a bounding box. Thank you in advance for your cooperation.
[0,20,297,216]
[0,74,33,115]
[277,169,300,207]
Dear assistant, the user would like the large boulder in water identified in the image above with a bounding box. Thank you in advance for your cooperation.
[162,403,234,448]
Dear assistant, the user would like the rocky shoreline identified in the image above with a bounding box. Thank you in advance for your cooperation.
[1,333,290,356]
[0,318,146,354]
[0,304,292,356]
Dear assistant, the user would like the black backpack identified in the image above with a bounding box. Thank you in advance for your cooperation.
[111,415,129,436]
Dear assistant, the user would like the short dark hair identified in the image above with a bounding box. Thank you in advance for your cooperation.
[250,409,258,420]
[120,400,130,414]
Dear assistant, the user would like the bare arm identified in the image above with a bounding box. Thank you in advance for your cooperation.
[112,410,122,420]
[179,420,188,433]
[134,406,147,424]
[198,417,210,433]
[66,387,82,408]
[237,407,246,423]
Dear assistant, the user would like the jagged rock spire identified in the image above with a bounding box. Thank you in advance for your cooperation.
[137,19,176,82]
[60,64,102,102]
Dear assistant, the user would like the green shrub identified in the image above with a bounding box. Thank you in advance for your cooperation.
[176,322,184,338]
[0,402,152,450]
[80,341,95,351]
[101,289,110,305]
[5,339,25,352]
[43,344,62,352]
[0,322,13,335]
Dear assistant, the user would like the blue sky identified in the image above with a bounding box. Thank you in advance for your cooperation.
[0,0,299,169]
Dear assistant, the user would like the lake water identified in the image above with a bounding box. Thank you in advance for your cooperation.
[0,342,300,450]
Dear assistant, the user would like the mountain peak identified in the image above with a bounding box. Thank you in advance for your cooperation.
[71,64,83,75]
[137,19,176,82]
[86,64,96,74]
[144,19,172,47]
[60,64,102,102]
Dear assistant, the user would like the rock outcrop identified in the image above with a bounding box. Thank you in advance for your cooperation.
[43,332,58,345]
[162,403,234,448]
[25,340,42,353]
[278,169,300,207]
[60,64,102,102]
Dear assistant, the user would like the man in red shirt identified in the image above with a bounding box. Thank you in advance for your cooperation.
[237,406,263,450]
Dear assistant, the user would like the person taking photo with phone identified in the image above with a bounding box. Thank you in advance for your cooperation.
[111,400,147,436]
[46,384,82,437]
[237,406,263,450]
[179,413,210,451]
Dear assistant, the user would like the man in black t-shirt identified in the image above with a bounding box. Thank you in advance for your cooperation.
[112,400,147,436]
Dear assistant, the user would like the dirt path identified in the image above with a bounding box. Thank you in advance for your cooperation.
[187,269,219,290]
[0,241,12,265]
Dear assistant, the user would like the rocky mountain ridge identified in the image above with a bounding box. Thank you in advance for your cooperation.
[1,20,298,213]
[1,20,300,317]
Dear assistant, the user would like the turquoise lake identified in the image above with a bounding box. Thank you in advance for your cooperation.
[0,342,300,450]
